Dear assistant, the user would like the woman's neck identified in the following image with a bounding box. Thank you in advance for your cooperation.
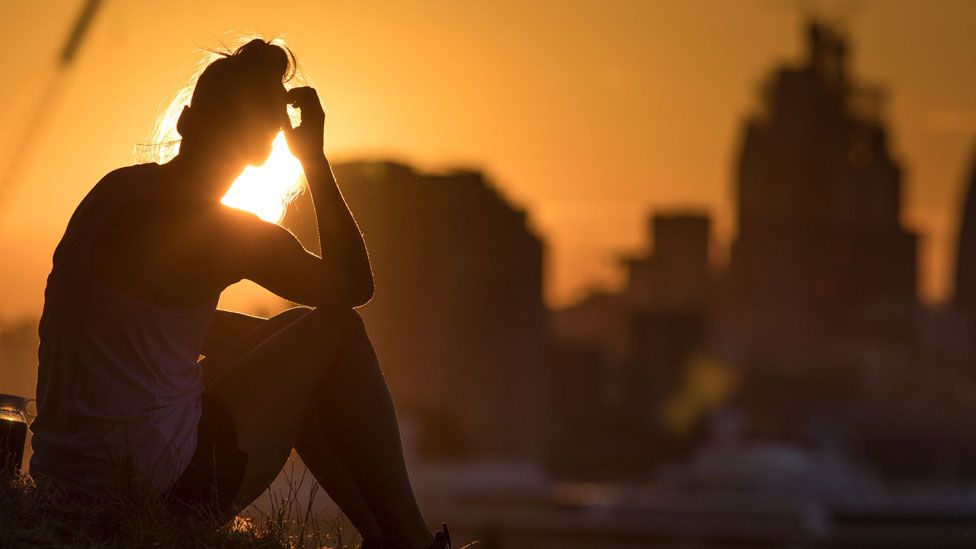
[163,148,245,203]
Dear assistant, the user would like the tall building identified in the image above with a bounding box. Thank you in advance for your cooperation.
[552,212,712,362]
[954,144,976,316]
[623,214,711,312]
[284,161,547,460]
[546,212,713,477]
[728,21,917,353]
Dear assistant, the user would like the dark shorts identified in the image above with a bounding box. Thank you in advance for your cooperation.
[165,392,249,517]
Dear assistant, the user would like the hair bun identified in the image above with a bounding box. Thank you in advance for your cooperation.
[230,39,294,83]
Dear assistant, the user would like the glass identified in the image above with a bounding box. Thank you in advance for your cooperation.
[0,394,32,477]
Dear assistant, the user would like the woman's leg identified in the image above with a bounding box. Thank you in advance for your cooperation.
[199,307,384,541]
[199,307,432,547]
[294,318,431,549]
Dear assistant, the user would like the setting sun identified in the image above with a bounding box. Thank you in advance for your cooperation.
[220,131,304,223]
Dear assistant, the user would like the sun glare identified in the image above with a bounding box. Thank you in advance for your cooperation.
[220,132,304,223]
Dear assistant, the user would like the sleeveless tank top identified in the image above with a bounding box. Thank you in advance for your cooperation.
[30,163,218,498]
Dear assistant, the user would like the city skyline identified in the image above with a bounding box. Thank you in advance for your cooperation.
[1,1,976,321]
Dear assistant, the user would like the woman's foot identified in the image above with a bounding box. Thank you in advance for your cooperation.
[429,523,451,549]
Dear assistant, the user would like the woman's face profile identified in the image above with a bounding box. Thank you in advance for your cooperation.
[183,78,287,171]
[222,82,289,168]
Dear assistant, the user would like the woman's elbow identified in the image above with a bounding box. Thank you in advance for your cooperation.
[351,280,374,307]
[331,278,373,308]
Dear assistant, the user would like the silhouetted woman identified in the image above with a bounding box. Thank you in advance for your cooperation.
[29,39,449,549]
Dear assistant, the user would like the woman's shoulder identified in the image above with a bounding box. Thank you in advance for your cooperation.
[78,163,162,209]
[98,162,161,190]
[49,164,163,266]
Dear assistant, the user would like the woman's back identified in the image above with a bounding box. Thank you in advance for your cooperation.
[30,163,217,498]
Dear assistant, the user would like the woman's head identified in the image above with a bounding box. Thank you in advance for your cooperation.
[178,39,296,167]
[143,37,301,171]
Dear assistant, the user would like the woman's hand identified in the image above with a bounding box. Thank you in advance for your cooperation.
[283,86,325,163]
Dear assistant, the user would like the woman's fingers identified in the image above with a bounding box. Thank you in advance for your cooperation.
[287,87,324,121]
[283,86,325,159]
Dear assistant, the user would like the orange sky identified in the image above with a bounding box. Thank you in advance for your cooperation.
[1,0,975,320]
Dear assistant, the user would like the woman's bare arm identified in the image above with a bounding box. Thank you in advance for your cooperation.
[225,86,374,308]
[300,153,373,303]
[285,86,373,303]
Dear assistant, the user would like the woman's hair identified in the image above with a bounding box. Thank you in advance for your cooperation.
[138,37,303,163]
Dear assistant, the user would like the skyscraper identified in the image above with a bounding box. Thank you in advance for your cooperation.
[728,21,917,353]
[954,144,976,316]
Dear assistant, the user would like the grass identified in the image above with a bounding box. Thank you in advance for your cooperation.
[0,461,355,549]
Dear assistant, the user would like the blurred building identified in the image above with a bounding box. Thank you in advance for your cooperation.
[954,144,976,319]
[727,21,917,357]
[547,212,714,478]
[712,22,923,452]
[858,142,976,481]
[623,215,711,312]
[0,320,39,403]
[284,161,546,461]
[548,21,960,481]
[553,214,712,357]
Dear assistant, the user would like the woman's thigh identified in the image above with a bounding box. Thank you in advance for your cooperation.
[196,306,365,518]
